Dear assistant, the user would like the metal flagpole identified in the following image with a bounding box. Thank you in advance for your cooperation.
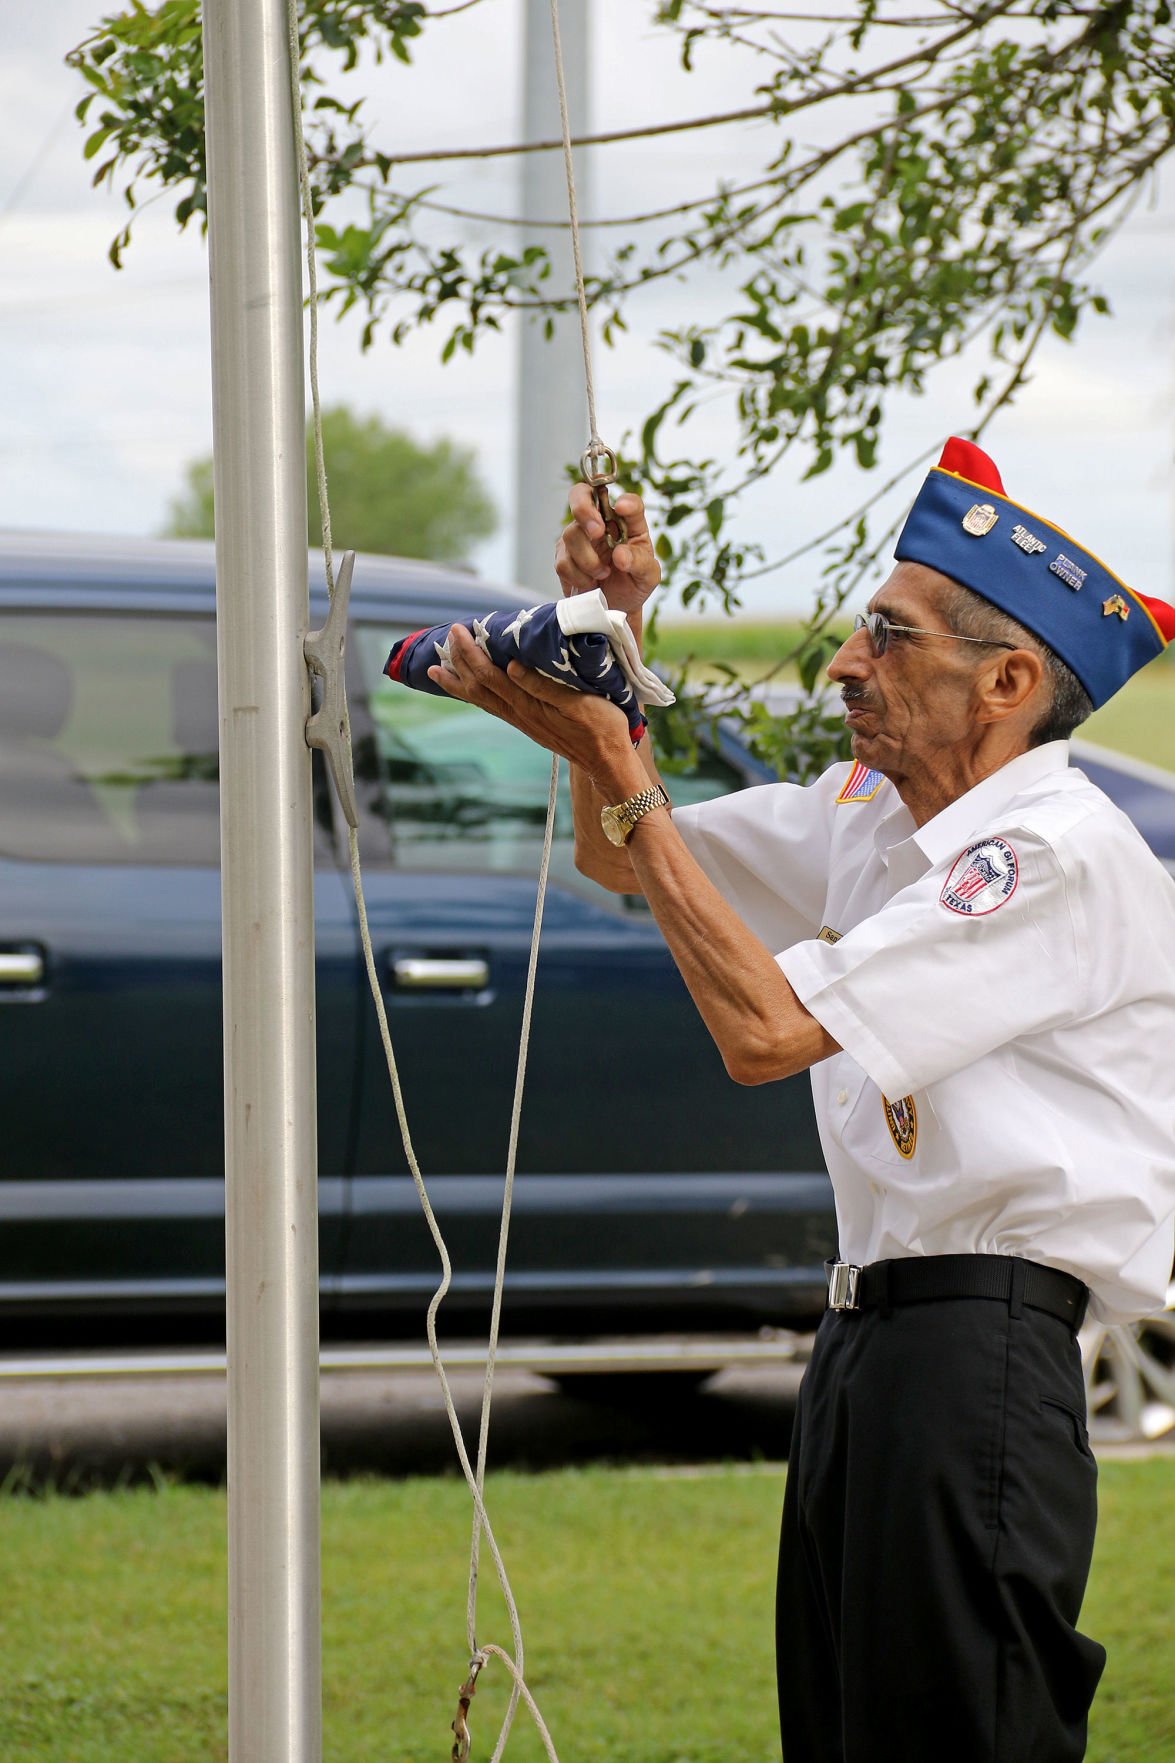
[202,1,323,1758]
[513,0,590,593]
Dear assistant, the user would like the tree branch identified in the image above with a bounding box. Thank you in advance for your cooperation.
[328,0,1018,172]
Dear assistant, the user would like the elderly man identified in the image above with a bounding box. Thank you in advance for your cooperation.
[426,437,1175,1763]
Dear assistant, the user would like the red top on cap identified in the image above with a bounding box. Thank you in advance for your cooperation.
[935,435,1175,643]
[937,437,1005,496]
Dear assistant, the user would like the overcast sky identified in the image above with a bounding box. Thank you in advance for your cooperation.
[2,1,1173,617]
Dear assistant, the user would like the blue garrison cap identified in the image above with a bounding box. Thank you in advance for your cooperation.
[895,438,1173,709]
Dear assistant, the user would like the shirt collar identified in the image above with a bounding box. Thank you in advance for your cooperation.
[875,741,1070,884]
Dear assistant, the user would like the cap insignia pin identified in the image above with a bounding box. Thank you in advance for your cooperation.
[962,503,999,537]
[1102,594,1130,622]
[1049,554,1087,591]
[1011,524,1047,556]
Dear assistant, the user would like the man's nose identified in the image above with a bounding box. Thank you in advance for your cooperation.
[826,625,872,683]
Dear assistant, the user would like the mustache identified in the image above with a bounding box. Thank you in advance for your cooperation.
[841,685,878,710]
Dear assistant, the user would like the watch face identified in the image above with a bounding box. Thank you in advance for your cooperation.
[600,807,628,847]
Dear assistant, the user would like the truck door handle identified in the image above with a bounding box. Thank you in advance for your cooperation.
[390,955,489,992]
[0,947,45,988]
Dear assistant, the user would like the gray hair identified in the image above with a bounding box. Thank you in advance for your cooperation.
[939,582,1093,747]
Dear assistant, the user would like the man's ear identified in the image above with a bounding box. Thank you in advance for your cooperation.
[974,647,1044,727]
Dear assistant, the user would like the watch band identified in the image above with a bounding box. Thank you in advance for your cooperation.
[601,782,671,845]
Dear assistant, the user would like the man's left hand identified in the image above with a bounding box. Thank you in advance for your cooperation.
[427,624,647,802]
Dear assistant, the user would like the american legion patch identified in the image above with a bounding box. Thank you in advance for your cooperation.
[883,1093,918,1159]
[940,837,1019,917]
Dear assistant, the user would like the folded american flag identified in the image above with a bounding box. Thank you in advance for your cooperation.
[383,588,675,742]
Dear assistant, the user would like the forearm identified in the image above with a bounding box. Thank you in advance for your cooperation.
[622,807,837,1083]
[567,601,668,893]
[570,737,663,893]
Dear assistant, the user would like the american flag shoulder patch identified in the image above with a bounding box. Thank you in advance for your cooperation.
[835,761,885,804]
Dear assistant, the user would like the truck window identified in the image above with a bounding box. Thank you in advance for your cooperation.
[0,613,220,866]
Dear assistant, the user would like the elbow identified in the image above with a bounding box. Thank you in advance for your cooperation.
[722,1039,790,1088]
[574,838,639,896]
[724,1058,780,1088]
[721,1014,817,1086]
[724,1019,830,1086]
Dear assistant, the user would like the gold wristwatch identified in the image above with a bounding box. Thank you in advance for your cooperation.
[599,783,671,847]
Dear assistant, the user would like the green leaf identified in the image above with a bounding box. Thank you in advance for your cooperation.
[853,431,877,470]
[83,125,114,161]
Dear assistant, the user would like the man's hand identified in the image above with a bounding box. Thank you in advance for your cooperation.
[556,483,661,617]
[427,624,648,804]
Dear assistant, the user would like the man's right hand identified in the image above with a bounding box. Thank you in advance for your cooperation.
[555,482,661,617]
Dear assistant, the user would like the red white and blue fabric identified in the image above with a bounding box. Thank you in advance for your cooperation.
[836,761,885,804]
[383,588,675,744]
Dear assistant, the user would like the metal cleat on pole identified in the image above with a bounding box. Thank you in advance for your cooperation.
[303,549,359,830]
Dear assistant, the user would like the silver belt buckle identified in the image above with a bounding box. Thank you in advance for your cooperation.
[827,1261,862,1311]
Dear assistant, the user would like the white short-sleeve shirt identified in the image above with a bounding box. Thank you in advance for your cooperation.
[673,741,1175,1324]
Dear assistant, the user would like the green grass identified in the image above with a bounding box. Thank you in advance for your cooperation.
[1082,670,1175,773]
[658,622,1175,772]
[656,619,823,671]
[0,1459,1170,1761]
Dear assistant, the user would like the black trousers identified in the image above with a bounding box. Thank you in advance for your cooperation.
[777,1295,1106,1763]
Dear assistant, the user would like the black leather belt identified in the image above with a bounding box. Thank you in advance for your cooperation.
[824,1253,1089,1332]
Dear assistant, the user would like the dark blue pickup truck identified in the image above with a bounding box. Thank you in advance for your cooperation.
[1,533,1173,1362]
[0,533,835,1340]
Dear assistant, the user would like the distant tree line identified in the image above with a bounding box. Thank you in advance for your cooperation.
[165,405,496,564]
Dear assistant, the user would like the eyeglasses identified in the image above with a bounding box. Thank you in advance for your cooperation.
[852,611,1019,658]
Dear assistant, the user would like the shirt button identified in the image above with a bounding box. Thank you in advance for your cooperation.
[836,1088,849,1105]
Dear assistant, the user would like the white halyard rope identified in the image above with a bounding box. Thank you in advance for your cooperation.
[346,809,559,1763]
[548,0,601,450]
[286,3,600,1757]
[465,752,559,1757]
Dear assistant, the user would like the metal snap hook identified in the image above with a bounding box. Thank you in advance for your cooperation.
[451,1651,488,1763]
[580,442,628,552]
